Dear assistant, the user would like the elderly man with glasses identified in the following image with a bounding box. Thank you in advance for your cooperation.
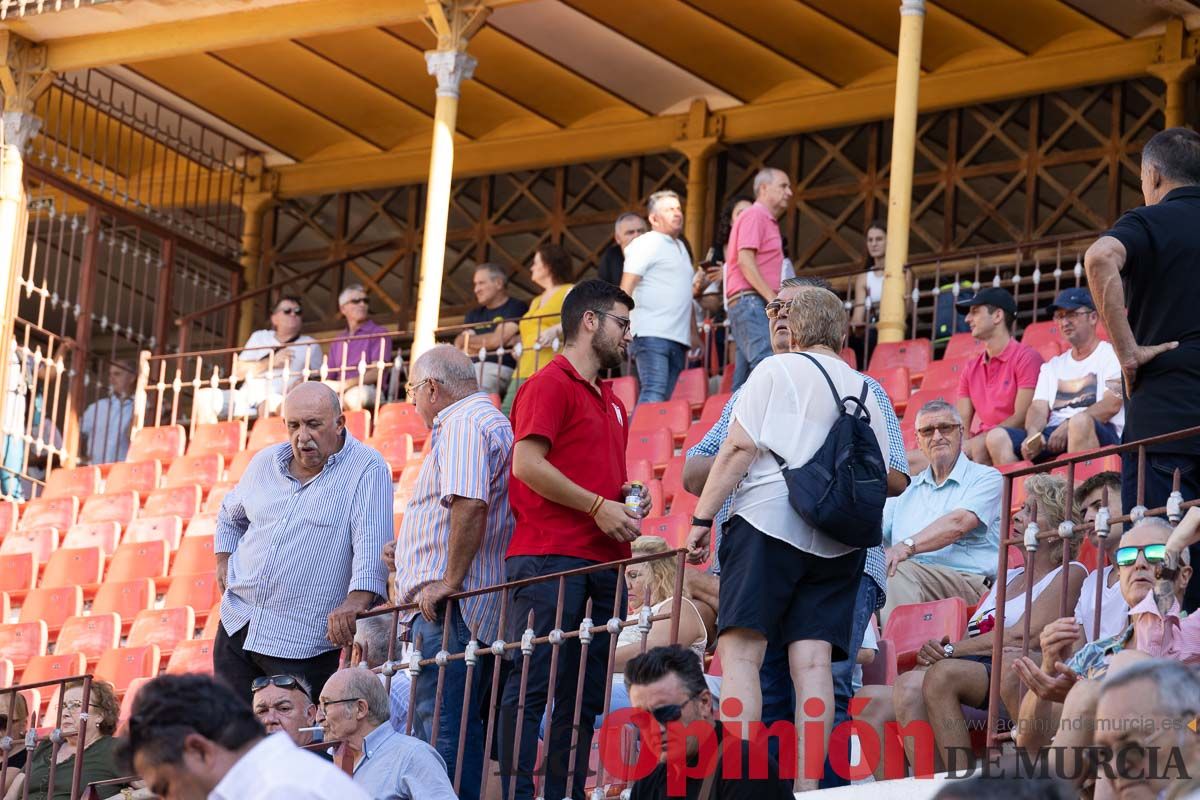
[251,674,321,749]
[879,399,1003,624]
[326,284,393,412]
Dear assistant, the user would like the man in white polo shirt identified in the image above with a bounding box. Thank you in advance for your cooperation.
[621,190,696,403]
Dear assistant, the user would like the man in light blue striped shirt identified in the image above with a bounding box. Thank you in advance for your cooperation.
[215,382,392,706]
[394,345,515,800]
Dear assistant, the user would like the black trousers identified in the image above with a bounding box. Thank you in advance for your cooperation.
[213,622,342,706]
[1121,451,1200,611]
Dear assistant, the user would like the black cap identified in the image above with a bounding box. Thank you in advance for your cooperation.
[955,287,1017,315]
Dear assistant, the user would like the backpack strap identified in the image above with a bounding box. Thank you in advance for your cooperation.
[798,352,843,411]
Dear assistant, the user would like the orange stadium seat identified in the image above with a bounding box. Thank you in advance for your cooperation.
[996,461,1034,513]
[106,540,170,583]
[718,362,734,396]
[942,332,985,362]
[40,546,103,588]
[669,489,698,519]
[172,536,215,576]
[185,516,217,538]
[95,645,161,695]
[0,621,47,670]
[93,579,156,634]
[80,491,139,527]
[144,485,201,519]
[626,429,673,473]
[0,552,36,594]
[125,515,183,551]
[19,496,78,531]
[697,393,731,430]
[18,586,82,635]
[164,454,224,491]
[626,459,654,486]
[670,368,707,411]
[165,638,215,675]
[103,460,161,496]
[883,598,968,673]
[1021,321,1064,360]
[369,433,415,478]
[869,366,911,415]
[119,676,152,729]
[187,421,246,457]
[200,604,223,640]
[868,338,932,375]
[127,425,186,465]
[681,424,708,454]
[225,449,261,483]
[56,613,121,665]
[0,658,11,688]
[640,515,689,549]
[0,525,59,564]
[0,594,8,622]
[42,466,101,500]
[128,607,195,658]
[21,652,86,687]
[631,401,690,440]
[604,376,638,413]
[163,574,220,625]
[375,403,428,447]
[1073,454,1122,483]
[203,485,233,514]
[344,409,370,441]
[920,358,969,394]
[660,456,686,506]
[248,416,288,450]
[645,479,664,520]
[0,499,17,536]
[62,521,122,556]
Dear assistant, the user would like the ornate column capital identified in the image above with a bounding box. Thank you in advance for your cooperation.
[425,50,477,99]
[2,110,39,152]
[0,31,49,117]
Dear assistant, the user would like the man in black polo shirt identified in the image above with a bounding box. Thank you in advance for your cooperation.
[455,263,528,397]
[1085,126,1200,609]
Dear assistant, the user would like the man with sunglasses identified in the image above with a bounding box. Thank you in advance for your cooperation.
[326,284,393,412]
[251,674,320,749]
[501,279,650,800]
[987,288,1123,466]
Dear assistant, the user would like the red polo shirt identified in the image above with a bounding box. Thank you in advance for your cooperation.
[507,354,631,563]
[957,337,1043,435]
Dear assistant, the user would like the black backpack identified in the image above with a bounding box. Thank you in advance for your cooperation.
[771,353,888,548]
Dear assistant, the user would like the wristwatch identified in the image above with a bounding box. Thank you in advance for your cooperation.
[903,537,916,557]
[943,643,956,658]
[691,517,714,528]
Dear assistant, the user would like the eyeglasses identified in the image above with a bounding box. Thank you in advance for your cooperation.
[404,377,440,396]
[275,307,303,316]
[916,423,962,440]
[1114,543,1167,567]
[765,299,793,318]
[252,675,302,693]
[63,699,98,713]
[596,310,631,334]
[318,698,362,715]
[344,297,369,305]
[1051,309,1092,322]
[644,690,705,725]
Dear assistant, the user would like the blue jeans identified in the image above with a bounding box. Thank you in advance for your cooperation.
[630,336,688,403]
[411,604,490,800]
[1,434,23,500]
[821,575,879,788]
[728,294,773,391]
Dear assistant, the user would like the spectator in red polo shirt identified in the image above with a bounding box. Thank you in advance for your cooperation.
[953,287,1043,466]
[499,279,651,800]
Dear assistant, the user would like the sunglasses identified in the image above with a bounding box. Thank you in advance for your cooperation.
[275,307,303,316]
[252,675,302,693]
[916,423,962,439]
[765,300,793,318]
[344,297,369,305]
[645,690,705,725]
[1114,543,1167,567]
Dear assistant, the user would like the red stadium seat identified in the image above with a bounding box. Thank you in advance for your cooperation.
[639,514,689,549]
[603,376,638,413]
[670,368,707,411]
[119,677,151,728]
[942,333,984,362]
[0,552,35,594]
[660,456,686,506]
[164,454,224,491]
[203,484,233,514]
[868,338,932,375]
[626,459,654,486]
[919,358,969,394]
[80,491,139,527]
[669,490,698,519]
[62,521,122,556]
[127,425,186,465]
[106,540,170,582]
[0,499,17,536]
[0,620,47,670]
[368,434,415,479]
[869,366,911,415]
[103,460,161,497]
[95,645,161,695]
[19,586,83,635]
[681,424,708,454]
[144,485,201,520]
[645,479,664,520]
[187,421,246,457]
[56,613,121,664]
[996,461,1034,513]
[225,448,261,483]
[631,401,690,440]
[882,598,968,672]
[697,393,731,431]
[128,607,194,658]
[0,525,59,563]
[375,403,428,447]
[1073,454,1122,483]
[93,579,156,633]
[900,388,959,450]
[19,496,78,531]
[0,658,12,688]
[626,429,673,473]
[40,546,103,588]
[247,416,287,450]
[163,573,220,623]
[1021,321,1064,360]
[125,515,183,551]
[165,638,216,675]
[21,652,85,687]
[172,536,215,576]
[718,362,734,395]
[201,603,223,639]
[344,409,370,441]
[42,466,101,500]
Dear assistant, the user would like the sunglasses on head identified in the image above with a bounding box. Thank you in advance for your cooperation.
[1114,543,1167,567]
[252,675,302,693]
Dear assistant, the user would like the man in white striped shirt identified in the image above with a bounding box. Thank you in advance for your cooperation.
[215,382,392,706]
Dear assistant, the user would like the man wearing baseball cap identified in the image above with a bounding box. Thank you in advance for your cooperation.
[985,287,1124,465]
[951,287,1043,465]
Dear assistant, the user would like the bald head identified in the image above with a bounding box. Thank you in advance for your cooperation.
[411,344,480,427]
[318,668,390,743]
[284,381,341,417]
[282,382,345,476]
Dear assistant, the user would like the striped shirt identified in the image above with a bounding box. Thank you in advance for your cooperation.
[686,371,907,608]
[393,392,515,643]
[216,432,392,660]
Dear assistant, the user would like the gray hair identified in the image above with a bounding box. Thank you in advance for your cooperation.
[1128,516,1192,564]
[915,399,962,426]
[338,284,367,307]
[786,285,846,351]
[473,263,507,284]
[413,344,479,398]
[781,276,833,292]
[753,167,784,194]
[647,190,680,217]
[355,614,400,670]
[614,212,645,232]
[340,668,391,726]
[1100,658,1200,716]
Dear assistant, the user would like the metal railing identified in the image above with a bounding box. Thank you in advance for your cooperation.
[0,0,110,17]
[0,674,101,800]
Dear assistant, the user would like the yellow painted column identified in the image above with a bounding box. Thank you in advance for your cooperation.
[237,190,275,344]
[673,138,719,262]
[1148,60,1197,129]
[878,0,925,344]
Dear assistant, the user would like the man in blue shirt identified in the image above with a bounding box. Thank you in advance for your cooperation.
[880,399,1003,623]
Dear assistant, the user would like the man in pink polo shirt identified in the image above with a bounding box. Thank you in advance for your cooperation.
[725,167,793,390]
[954,287,1043,465]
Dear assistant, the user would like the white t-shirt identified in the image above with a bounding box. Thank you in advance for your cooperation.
[1074,564,1129,643]
[1033,340,1124,435]
[239,329,324,380]
[730,352,892,558]
[622,230,695,346]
